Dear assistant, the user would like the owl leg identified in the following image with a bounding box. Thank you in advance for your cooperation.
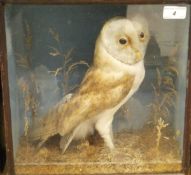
[95,115,114,150]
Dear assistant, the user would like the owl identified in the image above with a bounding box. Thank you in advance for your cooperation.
[29,15,150,153]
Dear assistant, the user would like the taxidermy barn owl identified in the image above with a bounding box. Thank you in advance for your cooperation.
[29,15,150,153]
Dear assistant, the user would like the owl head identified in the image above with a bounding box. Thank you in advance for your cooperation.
[96,16,150,65]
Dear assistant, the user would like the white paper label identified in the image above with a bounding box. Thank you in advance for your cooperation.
[163,6,187,19]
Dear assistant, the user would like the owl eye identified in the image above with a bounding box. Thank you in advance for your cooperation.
[119,38,127,45]
[139,32,145,40]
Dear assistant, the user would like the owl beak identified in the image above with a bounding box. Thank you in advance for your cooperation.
[135,50,142,63]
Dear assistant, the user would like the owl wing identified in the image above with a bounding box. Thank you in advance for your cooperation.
[29,67,134,144]
[57,67,134,136]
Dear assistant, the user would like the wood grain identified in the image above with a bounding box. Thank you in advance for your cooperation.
[0,4,15,175]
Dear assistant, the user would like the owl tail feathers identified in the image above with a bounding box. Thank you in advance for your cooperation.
[60,132,75,154]
[28,116,59,148]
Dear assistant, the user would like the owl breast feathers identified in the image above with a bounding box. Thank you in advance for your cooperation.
[29,15,150,153]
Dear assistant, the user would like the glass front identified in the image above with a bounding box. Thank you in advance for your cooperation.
[4,4,190,174]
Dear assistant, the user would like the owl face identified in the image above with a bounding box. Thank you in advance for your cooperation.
[100,16,150,65]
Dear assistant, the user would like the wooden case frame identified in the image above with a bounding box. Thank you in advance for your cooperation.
[0,0,191,174]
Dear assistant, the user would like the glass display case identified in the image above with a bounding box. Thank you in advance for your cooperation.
[0,0,191,174]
